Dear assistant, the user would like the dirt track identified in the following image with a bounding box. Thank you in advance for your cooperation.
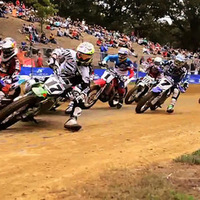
[0,85,200,200]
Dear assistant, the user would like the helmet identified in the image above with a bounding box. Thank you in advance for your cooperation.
[154,57,162,66]
[0,37,18,62]
[174,54,185,67]
[76,42,95,65]
[118,47,129,62]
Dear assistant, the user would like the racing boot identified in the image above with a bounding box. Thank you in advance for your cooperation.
[64,117,82,132]
[167,104,174,113]
[117,96,123,109]
[65,101,74,114]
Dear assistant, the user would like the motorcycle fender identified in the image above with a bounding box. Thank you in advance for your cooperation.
[138,82,145,87]
[94,79,106,87]
[32,87,48,98]
[152,86,162,93]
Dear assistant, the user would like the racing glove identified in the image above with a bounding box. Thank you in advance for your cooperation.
[2,84,11,94]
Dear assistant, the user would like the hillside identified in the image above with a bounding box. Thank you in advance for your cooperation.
[0,15,144,66]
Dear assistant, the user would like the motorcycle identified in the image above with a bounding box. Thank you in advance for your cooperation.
[135,76,174,113]
[125,75,156,104]
[0,77,27,110]
[81,67,134,109]
[0,74,71,130]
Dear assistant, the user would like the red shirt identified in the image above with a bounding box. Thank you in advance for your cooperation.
[37,57,43,67]
[16,0,20,6]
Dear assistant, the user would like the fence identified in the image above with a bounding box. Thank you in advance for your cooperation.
[19,46,200,84]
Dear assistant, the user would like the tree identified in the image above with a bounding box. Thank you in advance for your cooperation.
[25,0,57,32]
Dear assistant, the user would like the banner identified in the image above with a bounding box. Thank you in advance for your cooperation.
[19,67,200,84]
[20,67,53,76]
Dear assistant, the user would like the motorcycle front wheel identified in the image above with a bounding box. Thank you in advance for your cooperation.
[135,92,158,113]
[125,85,142,104]
[0,95,38,130]
[81,85,101,109]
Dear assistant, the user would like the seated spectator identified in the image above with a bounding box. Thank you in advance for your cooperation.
[0,1,7,18]
[71,28,79,40]
[49,33,57,44]
[40,32,48,44]
[16,0,20,6]
[57,27,64,37]
[143,47,150,54]
[96,37,103,46]
[108,36,118,48]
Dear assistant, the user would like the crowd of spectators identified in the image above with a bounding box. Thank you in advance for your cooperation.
[0,0,200,74]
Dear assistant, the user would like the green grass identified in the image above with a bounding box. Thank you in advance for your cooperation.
[57,168,196,200]
[174,149,200,165]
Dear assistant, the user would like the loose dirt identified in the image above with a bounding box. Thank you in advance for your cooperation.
[0,85,199,199]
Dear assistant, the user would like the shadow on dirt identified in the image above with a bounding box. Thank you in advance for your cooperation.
[0,117,65,134]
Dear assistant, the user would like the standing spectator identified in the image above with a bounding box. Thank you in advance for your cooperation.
[17,47,26,67]
[100,42,108,62]
[36,51,43,67]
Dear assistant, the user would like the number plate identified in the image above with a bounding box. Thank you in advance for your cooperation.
[44,76,66,95]
[101,70,115,83]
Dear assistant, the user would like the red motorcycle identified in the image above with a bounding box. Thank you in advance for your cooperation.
[82,67,133,109]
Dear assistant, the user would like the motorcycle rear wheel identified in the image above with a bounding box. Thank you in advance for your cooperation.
[0,95,38,130]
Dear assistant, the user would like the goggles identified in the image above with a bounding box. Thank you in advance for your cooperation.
[2,48,13,53]
[154,61,160,66]
[118,53,127,60]
[77,52,92,62]
[174,59,184,66]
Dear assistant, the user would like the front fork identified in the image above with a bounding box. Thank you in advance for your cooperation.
[151,77,173,105]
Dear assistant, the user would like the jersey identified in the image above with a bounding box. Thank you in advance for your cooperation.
[0,56,20,80]
[51,48,91,94]
[146,65,163,79]
[163,63,188,84]
[103,54,134,77]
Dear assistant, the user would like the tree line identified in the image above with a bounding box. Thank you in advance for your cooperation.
[12,0,200,51]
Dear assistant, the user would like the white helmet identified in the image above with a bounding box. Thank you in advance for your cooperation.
[0,37,18,62]
[154,57,162,66]
[118,47,129,62]
[76,42,95,65]
[174,54,185,68]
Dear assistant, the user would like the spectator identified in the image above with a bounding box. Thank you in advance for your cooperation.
[57,27,64,37]
[49,33,57,44]
[36,51,43,67]
[17,46,26,67]
[16,0,20,6]
[40,32,48,44]
[96,37,103,46]
[100,42,108,62]
[71,28,79,40]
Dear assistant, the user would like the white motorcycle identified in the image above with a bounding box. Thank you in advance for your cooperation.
[135,76,174,113]
[125,75,156,104]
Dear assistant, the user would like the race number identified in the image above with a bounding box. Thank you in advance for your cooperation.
[44,76,66,95]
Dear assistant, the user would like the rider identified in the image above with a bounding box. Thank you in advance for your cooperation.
[145,57,163,79]
[164,54,189,113]
[101,47,134,109]
[48,42,95,131]
[0,37,20,103]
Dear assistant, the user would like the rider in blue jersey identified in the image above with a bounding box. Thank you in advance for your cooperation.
[102,48,134,108]
[164,54,189,113]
